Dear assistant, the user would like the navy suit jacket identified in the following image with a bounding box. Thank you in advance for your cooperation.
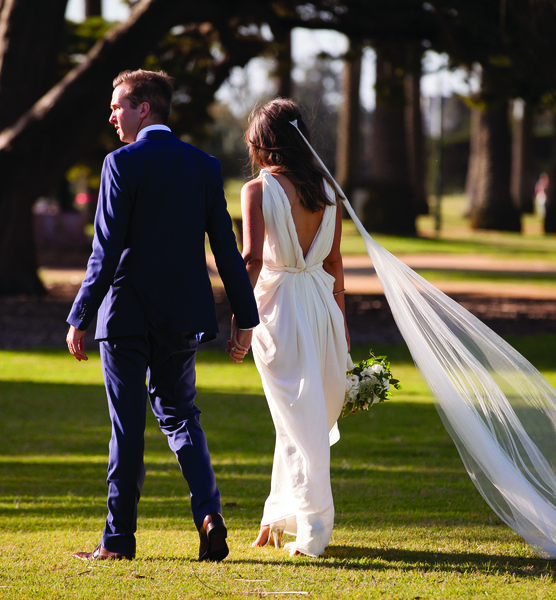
[67,129,258,341]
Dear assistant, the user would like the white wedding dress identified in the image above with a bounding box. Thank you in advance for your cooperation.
[252,169,348,557]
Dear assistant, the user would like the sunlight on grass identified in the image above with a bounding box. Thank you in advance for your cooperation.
[1,344,556,599]
[0,350,103,384]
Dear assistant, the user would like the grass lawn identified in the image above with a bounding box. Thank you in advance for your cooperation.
[1,341,556,599]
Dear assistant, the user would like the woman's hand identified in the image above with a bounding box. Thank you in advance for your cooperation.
[227,315,252,363]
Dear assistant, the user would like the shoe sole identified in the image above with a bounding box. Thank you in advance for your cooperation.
[201,524,229,562]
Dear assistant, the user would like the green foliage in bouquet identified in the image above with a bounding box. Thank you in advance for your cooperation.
[342,351,401,418]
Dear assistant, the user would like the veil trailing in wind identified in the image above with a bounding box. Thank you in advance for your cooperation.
[290,120,556,558]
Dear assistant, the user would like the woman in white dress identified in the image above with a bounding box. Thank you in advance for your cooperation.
[234,99,350,557]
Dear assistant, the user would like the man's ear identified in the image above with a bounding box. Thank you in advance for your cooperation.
[139,102,150,118]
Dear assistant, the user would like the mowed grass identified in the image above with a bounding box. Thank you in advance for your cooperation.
[1,341,556,599]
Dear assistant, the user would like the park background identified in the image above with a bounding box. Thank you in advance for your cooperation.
[2,1,556,598]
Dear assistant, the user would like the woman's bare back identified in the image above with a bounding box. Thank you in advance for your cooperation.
[268,171,323,257]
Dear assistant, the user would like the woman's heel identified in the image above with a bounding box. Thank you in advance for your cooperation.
[270,520,286,549]
[252,525,271,547]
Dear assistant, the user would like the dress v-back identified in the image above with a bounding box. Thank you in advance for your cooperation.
[252,169,348,557]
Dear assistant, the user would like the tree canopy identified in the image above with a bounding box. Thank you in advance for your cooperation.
[1,0,556,293]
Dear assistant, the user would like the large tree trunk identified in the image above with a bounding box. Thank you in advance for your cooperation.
[363,40,416,235]
[464,104,480,217]
[85,0,101,16]
[0,0,226,295]
[469,67,521,232]
[405,44,428,216]
[0,0,68,132]
[544,113,556,233]
[511,99,535,214]
[0,0,69,293]
[272,21,292,98]
[335,38,362,201]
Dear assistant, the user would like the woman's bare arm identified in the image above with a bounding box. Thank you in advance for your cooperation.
[323,204,350,350]
[241,178,265,288]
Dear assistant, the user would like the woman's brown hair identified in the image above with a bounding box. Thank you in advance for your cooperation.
[245,98,338,212]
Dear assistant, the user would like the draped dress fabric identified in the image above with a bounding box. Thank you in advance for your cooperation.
[252,169,348,557]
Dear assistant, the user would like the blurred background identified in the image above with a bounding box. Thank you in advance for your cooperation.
[1,0,556,298]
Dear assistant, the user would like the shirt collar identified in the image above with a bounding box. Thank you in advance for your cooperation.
[136,124,172,141]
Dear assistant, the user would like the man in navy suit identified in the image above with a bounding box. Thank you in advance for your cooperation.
[66,69,258,562]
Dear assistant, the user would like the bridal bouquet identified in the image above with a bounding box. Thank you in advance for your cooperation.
[342,351,401,418]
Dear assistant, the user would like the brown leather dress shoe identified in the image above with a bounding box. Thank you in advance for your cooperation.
[73,543,135,561]
[198,512,229,562]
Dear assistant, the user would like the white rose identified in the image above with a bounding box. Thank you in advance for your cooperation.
[371,363,384,375]
[346,374,359,388]
[345,375,360,401]
[360,368,378,384]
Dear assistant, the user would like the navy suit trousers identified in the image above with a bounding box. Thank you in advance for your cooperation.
[99,329,221,555]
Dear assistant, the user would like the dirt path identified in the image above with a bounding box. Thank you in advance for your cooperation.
[1,253,556,350]
[341,254,556,298]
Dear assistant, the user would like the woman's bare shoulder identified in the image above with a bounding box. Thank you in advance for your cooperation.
[241,177,263,204]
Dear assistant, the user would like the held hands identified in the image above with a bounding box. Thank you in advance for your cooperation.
[66,325,88,361]
[227,316,252,363]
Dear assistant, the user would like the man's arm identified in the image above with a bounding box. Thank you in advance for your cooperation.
[67,153,132,331]
[204,155,259,330]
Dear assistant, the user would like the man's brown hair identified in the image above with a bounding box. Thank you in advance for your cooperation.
[113,69,174,124]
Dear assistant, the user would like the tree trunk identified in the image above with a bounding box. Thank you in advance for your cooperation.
[469,68,521,232]
[544,113,556,233]
[405,45,428,215]
[463,105,481,217]
[0,0,68,132]
[511,99,535,214]
[85,0,101,16]
[335,38,362,201]
[363,40,416,235]
[272,21,292,98]
[0,0,69,293]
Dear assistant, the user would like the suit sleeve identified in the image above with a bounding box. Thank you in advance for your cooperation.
[67,153,132,330]
[204,156,259,330]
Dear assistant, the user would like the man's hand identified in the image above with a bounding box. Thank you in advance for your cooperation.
[227,316,253,363]
[66,325,88,361]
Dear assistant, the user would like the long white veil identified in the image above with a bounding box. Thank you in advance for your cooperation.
[291,121,556,558]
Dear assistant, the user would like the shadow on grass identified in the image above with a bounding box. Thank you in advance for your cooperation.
[0,390,501,538]
[322,545,556,579]
[63,548,556,582]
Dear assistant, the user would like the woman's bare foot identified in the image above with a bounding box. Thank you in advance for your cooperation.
[251,525,271,547]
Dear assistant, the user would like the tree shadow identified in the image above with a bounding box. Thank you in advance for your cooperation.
[322,544,556,579]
